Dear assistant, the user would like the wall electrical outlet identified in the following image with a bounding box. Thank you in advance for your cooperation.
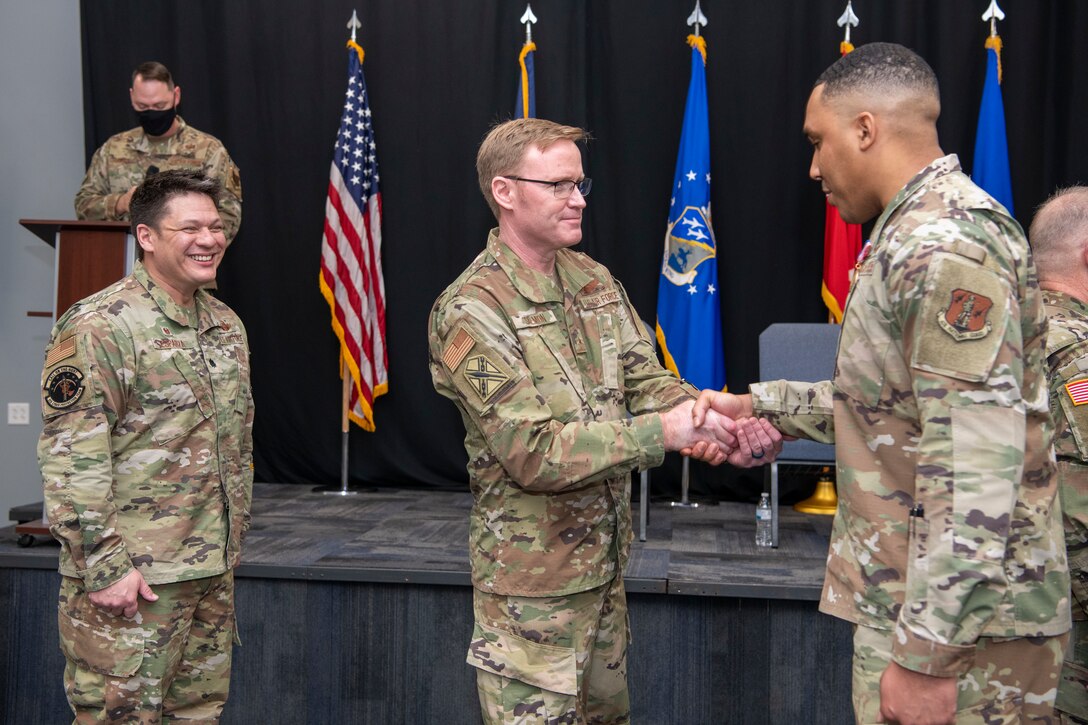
[7,402,30,425]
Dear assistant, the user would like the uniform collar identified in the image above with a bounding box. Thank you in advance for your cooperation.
[133,260,221,332]
[1043,289,1088,317]
[869,154,961,247]
[487,229,594,305]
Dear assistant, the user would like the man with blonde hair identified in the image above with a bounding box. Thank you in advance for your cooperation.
[429,117,777,723]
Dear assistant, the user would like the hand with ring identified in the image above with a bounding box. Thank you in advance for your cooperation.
[731,417,782,467]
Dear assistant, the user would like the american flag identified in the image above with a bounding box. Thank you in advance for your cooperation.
[319,39,388,431]
[1067,380,1088,407]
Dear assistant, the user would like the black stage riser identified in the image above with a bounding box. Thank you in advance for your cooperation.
[1,569,851,724]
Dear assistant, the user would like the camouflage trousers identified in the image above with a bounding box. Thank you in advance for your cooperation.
[57,570,236,724]
[468,575,630,724]
[852,624,1068,724]
[1057,619,1088,724]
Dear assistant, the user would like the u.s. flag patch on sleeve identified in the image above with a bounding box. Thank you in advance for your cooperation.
[1066,379,1088,406]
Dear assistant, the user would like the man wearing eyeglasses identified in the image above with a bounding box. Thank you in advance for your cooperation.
[427,117,779,724]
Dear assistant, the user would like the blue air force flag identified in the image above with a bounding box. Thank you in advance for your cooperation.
[655,35,726,391]
[972,37,1014,215]
[516,41,537,119]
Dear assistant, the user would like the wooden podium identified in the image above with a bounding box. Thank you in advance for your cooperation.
[20,219,134,320]
[16,220,133,545]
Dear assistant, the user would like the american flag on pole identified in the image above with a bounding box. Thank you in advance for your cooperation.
[319,38,388,431]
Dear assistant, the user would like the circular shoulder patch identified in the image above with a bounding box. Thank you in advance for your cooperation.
[44,365,85,410]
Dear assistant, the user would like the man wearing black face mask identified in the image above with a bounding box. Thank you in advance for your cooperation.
[75,61,243,242]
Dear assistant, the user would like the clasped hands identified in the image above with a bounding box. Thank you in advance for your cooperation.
[662,390,785,467]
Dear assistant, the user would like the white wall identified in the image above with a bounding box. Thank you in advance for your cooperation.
[0,1,84,523]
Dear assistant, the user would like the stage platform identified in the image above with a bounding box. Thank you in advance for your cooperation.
[1,482,852,724]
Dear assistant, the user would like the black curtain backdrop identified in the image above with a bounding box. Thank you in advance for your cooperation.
[79,1,1088,500]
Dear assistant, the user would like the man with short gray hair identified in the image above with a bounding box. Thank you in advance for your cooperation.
[1032,185,1088,724]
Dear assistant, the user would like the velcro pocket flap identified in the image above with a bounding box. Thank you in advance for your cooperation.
[58,608,144,677]
[465,621,578,696]
[145,353,210,444]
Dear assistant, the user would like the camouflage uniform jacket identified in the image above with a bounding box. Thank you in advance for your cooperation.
[38,261,254,590]
[74,117,243,241]
[751,155,1069,676]
[1044,289,1088,619]
[429,230,696,597]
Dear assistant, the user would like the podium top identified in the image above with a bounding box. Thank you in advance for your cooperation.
[19,219,131,247]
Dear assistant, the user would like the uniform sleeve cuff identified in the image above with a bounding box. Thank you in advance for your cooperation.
[891,623,976,677]
[631,412,666,471]
[79,548,135,592]
[107,193,124,220]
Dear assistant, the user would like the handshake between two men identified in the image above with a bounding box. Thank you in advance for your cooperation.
[661,390,788,468]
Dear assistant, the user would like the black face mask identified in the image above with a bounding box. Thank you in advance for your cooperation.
[136,107,176,137]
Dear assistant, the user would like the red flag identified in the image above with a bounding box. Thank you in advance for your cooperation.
[821,202,863,322]
[318,39,388,431]
[821,41,864,323]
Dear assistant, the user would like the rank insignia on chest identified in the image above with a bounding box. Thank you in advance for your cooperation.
[463,355,510,402]
[1067,379,1088,406]
[44,365,85,409]
[938,288,994,341]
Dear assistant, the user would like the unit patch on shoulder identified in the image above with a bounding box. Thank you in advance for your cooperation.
[1067,379,1088,406]
[938,288,994,341]
[443,327,476,371]
[44,365,85,410]
[463,355,511,403]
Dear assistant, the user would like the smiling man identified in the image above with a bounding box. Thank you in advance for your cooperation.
[693,43,1069,724]
[75,61,243,243]
[428,118,778,724]
[39,171,254,723]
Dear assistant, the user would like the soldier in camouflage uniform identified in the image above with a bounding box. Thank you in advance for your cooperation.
[75,61,243,242]
[428,118,779,724]
[692,44,1069,724]
[1031,186,1088,724]
[39,171,254,724]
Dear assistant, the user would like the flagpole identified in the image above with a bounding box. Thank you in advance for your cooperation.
[321,359,360,496]
[316,8,385,496]
[667,0,709,511]
[670,457,698,509]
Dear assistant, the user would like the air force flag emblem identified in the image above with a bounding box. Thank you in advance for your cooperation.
[662,205,716,286]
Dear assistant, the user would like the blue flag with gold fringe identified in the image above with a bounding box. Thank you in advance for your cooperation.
[972,35,1014,215]
[515,40,536,118]
[656,35,725,391]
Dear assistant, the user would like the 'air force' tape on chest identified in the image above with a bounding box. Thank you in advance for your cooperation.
[580,290,622,309]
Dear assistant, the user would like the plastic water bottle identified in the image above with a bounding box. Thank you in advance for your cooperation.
[755,493,773,547]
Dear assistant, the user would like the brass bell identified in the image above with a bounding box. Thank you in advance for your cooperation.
[793,466,838,515]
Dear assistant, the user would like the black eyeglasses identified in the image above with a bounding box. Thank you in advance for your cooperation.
[503,176,592,198]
